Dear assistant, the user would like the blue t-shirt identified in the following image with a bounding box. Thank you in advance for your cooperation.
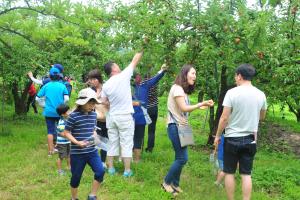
[37,81,68,117]
[134,71,165,108]
[65,111,97,155]
[56,118,70,144]
[218,135,224,161]
[133,71,165,125]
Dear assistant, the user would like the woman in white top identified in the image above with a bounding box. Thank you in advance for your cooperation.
[162,64,214,196]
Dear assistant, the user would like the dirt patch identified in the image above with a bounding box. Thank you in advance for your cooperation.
[259,122,300,157]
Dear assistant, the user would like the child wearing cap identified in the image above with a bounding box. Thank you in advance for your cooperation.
[60,88,104,200]
[36,67,69,156]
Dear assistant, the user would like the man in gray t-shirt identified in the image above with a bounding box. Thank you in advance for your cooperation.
[214,64,267,200]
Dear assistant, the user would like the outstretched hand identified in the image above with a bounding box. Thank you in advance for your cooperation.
[161,63,168,71]
[27,71,33,78]
[202,99,214,107]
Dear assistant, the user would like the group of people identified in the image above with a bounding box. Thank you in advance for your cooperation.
[28,49,267,200]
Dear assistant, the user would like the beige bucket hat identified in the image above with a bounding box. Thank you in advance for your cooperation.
[75,88,101,105]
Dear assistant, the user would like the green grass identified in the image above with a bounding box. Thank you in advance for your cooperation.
[1,99,300,199]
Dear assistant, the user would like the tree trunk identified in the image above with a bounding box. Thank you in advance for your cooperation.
[286,101,300,123]
[207,65,234,145]
[11,81,31,116]
[197,90,204,103]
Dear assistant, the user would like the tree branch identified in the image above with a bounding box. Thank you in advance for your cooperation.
[0,27,36,45]
[0,7,26,15]
[286,101,297,116]
[0,6,81,27]
[0,37,12,49]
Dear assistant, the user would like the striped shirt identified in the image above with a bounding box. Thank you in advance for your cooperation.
[147,85,158,108]
[65,111,97,155]
[142,71,166,109]
[56,118,70,144]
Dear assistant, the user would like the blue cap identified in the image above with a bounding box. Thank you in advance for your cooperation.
[52,64,64,73]
[49,67,60,76]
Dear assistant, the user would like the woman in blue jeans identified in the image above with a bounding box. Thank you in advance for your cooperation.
[162,64,214,196]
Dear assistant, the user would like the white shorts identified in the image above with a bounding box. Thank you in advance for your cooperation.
[106,114,134,158]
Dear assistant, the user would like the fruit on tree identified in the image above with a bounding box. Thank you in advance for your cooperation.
[257,51,264,59]
[291,6,298,15]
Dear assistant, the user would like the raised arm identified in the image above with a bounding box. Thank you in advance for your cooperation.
[130,51,143,69]
[28,71,43,85]
[144,64,168,87]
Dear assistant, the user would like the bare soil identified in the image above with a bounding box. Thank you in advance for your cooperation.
[259,122,300,157]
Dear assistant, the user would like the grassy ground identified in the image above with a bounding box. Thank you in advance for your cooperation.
[1,97,300,200]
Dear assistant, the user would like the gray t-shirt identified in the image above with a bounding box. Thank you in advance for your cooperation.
[223,85,267,137]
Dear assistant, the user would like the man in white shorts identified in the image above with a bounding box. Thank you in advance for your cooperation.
[101,51,143,177]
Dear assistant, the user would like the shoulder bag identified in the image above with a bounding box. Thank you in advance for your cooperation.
[169,111,194,147]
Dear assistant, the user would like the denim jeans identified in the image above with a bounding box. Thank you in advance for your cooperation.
[70,151,105,188]
[164,123,188,187]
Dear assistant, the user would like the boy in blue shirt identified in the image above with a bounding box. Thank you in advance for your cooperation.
[56,104,71,175]
[36,67,69,156]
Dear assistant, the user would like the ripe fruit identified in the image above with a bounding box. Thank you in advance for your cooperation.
[257,51,264,59]
[235,37,241,44]
[223,25,228,32]
[291,6,298,15]
[143,36,150,44]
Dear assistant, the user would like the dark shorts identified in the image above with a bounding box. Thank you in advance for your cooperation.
[45,117,60,135]
[96,121,108,138]
[57,143,70,159]
[223,135,256,175]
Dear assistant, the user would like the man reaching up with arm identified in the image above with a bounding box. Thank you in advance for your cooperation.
[101,51,143,177]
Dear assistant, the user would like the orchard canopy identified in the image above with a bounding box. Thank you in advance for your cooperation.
[0,0,299,132]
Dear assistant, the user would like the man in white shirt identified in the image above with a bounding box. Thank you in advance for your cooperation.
[214,64,267,200]
[101,51,143,177]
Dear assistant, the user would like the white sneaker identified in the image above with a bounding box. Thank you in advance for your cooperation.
[58,169,65,175]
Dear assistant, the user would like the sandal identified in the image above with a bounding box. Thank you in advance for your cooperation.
[171,185,183,193]
[161,183,178,196]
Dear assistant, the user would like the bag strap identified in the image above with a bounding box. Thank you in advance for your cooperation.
[168,110,178,124]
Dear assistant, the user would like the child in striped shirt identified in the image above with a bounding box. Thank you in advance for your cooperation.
[56,104,71,175]
[61,88,104,200]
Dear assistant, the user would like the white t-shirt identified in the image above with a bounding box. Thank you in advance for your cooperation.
[102,64,134,115]
[223,85,267,137]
